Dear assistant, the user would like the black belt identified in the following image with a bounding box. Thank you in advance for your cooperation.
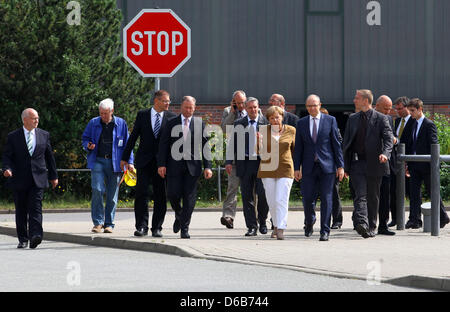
[352,153,366,161]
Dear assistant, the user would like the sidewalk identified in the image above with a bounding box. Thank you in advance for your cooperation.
[1,210,449,291]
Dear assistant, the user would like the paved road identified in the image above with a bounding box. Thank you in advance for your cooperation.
[0,235,424,292]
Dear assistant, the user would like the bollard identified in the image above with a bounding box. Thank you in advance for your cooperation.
[396,144,406,231]
[421,202,432,233]
[430,144,440,236]
[217,166,222,202]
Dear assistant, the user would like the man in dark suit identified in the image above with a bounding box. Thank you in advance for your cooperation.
[225,97,269,236]
[388,96,414,227]
[343,90,393,238]
[405,98,450,229]
[294,95,344,241]
[375,96,397,236]
[157,96,213,239]
[269,93,299,127]
[2,108,58,249]
[121,90,176,238]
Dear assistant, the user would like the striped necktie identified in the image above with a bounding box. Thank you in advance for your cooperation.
[27,131,33,156]
[154,113,161,138]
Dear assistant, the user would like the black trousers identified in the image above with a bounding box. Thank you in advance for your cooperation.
[378,175,391,230]
[350,160,383,231]
[331,179,343,225]
[409,168,448,224]
[14,182,44,243]
[239,173,269,230]
[134,159,168,232]
[166,164,200,231]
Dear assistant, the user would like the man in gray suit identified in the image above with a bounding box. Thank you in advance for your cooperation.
[220,90,264,229]
[343,90,393,238]
[220,90,248,229]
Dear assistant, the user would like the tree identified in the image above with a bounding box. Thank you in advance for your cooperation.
[0,0,153,199]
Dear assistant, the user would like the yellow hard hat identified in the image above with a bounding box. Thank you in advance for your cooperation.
[123,169,137,187]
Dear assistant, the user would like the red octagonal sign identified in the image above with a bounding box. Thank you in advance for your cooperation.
[123,9,191,77]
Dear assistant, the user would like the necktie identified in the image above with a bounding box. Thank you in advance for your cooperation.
[398,118,406,139]
[183,118,190,141]
[412,121,418,154]
[27,131,33,156]
[312,118,318,161]
[154,113,161,138]
[248,120,256,156]
[312,118,318,143]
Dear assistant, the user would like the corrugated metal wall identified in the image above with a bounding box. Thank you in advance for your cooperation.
[118,0,450,106]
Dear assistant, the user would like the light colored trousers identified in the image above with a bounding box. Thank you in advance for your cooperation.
[261,177,294,230]
[222,164,240,219]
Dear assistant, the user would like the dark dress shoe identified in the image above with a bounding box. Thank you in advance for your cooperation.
[388,221,397,227]
[319,233,329,241]
[259,224,268,235]
[29,236,42,249]
[245,228,257,237]
[17,241,28,249]
[180,229,190,239]
[134,228,148,237]
[405,220,414,229]
[220,217,234,229]
[152,230,163,238]
[355,224,370,239]
[304,224,314,237]
[378,228,396,236]
[173,220,181,233]
[331,223,342,230]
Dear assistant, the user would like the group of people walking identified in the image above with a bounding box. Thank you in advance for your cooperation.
[2,89,449,248]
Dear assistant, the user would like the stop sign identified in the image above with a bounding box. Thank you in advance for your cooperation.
[123,9,191,77]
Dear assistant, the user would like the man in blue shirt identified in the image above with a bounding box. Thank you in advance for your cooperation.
[82,98,133,233]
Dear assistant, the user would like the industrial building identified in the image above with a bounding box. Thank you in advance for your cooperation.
[117,0,450,127]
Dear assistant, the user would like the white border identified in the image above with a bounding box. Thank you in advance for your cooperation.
[123,9,191,78]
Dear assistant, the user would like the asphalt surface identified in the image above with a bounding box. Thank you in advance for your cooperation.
[1,210,449,292]
[0,234,424,292]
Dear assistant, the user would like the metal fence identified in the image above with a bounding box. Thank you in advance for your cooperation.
[396,144,450,237]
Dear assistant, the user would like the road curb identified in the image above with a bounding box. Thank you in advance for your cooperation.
[1,224,447,291]
[0,206,423,214]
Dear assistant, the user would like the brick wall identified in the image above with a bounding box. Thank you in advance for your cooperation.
[169,104,298,125]
[424,104,450,117]
[168,103,448,125]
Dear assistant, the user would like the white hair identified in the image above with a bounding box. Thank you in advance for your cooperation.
[182,95,196,105]
[246,97,259,106]
[233,90,246,98]
[99,98,114,111]
[21,108,38,122]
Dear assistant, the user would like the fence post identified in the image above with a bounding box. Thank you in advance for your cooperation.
[431,144,440,237]
[396,144,406,231]
[217,166,222,202]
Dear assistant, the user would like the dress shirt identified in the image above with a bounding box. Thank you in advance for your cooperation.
[309,113,321,138]
[151,108,164,130]
[23,127,36,156]
[396,115,411,137]
[414,115,425,138]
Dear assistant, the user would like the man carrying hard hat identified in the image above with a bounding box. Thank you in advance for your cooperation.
[82,98,134,234]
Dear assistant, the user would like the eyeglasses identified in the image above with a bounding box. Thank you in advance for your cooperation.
[157,98,171,104]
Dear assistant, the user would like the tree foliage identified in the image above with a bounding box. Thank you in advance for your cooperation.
[0,0,153,199]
